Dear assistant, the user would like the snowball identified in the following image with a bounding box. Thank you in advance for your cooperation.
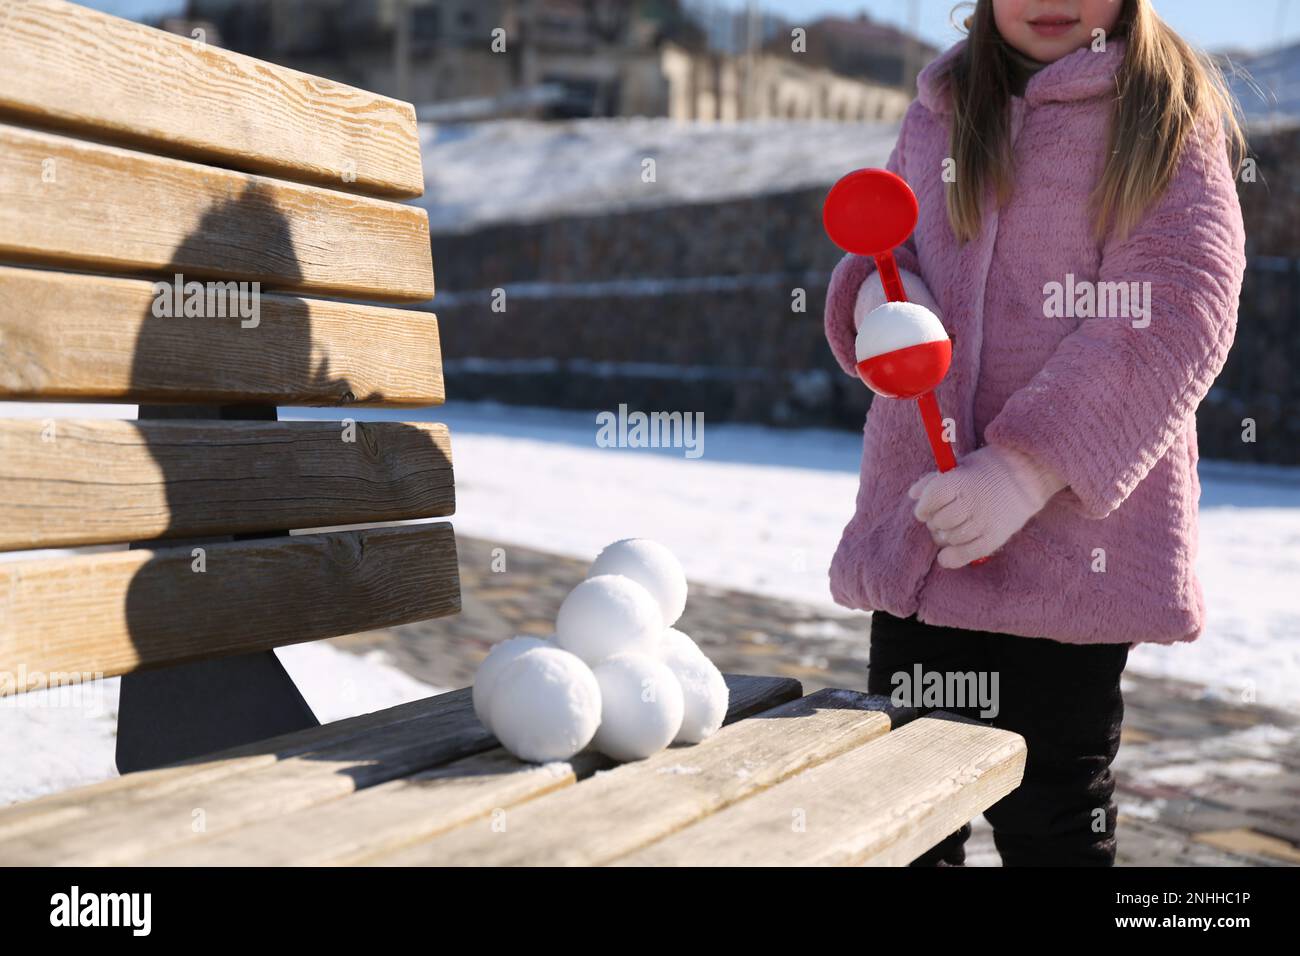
[488,646,602,763]
[555,574,663,665]
[658,625,707,663]
[659,628,729,743]
[855,300,947,363]
[588,538,688,627]
[472,635,551,731]
[590,653,685,762]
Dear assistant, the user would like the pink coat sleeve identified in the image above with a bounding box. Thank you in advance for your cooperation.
[984,125,1245,519]
[825,118,923,378]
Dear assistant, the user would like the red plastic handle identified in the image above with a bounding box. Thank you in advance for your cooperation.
[824,168,985,566]
[873,251,906,304]
[916,391,957,472]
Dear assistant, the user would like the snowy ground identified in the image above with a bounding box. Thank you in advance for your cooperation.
[0,641,439,807]
[418,118,898,233]
[2,400,1297,804]
[293,401,1300,711]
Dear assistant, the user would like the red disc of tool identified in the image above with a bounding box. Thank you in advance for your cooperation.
[823,168,919,257]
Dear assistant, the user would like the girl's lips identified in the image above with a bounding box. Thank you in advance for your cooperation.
[1028,17,1079,38]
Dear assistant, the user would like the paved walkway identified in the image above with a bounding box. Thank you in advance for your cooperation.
[331,535,1300,867]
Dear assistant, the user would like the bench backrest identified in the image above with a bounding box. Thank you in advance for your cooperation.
[0,0,459,695]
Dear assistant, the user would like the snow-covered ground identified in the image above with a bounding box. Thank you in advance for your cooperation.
[2,400,1297,804]
[287,400,1300,707]
[295,401,1300,710]
[418,118,898,233]
[1226,40,1300,128]
[0,641,439,807]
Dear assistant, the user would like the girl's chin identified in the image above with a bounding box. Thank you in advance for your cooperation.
[1011,34,1089,64]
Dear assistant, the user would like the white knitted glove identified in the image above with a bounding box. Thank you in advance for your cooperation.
[909,444,1067,568]
[853,267,943,332]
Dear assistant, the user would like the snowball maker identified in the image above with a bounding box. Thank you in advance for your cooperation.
[854,300,952,400]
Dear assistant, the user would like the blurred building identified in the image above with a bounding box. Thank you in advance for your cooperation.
[177,0,916,122]
[764,13,938,89]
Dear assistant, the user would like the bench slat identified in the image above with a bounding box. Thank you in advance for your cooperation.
[0,267,442,406]
[134,674,803,866]
[0,688,492,865]
[0,0,424,198]
[0,676,800,865]
[371,689,905,867]
[0,523,460,695]
[0,125,434,302]
[0,419,454,551]
[0,689,480,842]
[612,716,1028,866]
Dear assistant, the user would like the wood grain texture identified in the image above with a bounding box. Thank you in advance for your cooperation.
[0,676,800,865]
[0,524,461,694]
[134,674,801,866]
[0,687,492,865]
[373,688,901,867]
[0,419,454,551]
[140,751,601,867]
[0,689,480,844]
[0,267,442,405]
[613,716,1028,867]
[0,124,434,302]
[0,0,424,198]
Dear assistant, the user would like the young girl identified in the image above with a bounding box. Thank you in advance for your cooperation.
[824,0,1245,866]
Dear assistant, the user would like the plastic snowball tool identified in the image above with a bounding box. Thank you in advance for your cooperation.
[825,169,987,566]
[823,168,956,472]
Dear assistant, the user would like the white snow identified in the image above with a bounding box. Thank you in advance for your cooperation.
[488,646,602,764]
[660,629,729,744]
[590,653,685,762]
[555,574,664,665]
[317,401,1298,710]
[472,635,552,730]
[0,641,442,807]
[589,538,689,627]
[418,117,899,233]
[3,399,1298,804]
[1226,41,1300,128]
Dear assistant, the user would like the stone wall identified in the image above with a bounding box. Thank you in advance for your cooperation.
[432,125,1299,463]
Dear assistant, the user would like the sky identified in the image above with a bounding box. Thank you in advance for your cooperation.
[82,0,1300,56]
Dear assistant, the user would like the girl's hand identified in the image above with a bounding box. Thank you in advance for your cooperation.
[853,267,941,332]
[908,445,1067,568]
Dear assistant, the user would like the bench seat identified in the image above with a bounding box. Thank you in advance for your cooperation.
[0,675,1026,866]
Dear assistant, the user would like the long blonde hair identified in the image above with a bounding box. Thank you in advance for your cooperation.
[944,0,1245,242]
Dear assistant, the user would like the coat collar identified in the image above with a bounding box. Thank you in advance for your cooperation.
[917,37,1124,114]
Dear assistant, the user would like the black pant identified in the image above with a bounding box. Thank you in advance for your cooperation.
[867,611,1130,867]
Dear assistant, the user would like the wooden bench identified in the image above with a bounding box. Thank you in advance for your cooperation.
[0,1,1026,866]
[0,676,1027,866]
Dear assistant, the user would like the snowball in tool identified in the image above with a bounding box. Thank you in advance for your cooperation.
[588,538,688,627]
[488,646,602,763]
[555,574,663,665]
[659,628,729,744]
[590,653,685,761]
[472,635,551,731]
[854,300,952,400]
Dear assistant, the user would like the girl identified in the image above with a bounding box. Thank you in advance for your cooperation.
[824,0,1245,865]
